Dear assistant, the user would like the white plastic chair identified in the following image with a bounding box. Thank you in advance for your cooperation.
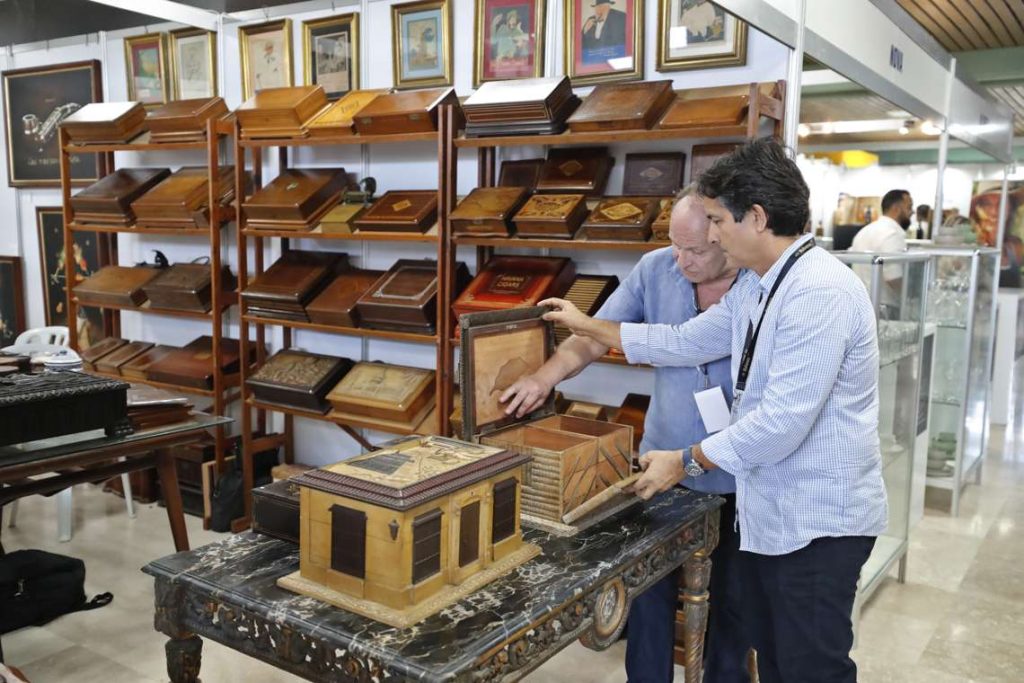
[4,326,136,540]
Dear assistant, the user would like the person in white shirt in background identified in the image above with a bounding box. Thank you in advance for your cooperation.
[850,189,912,304]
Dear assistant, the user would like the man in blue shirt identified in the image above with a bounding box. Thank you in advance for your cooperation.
[501,190,749,682]
[541,139,887,683]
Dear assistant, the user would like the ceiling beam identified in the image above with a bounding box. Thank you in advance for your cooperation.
[954,47,1024,87]
[84,0,220,31]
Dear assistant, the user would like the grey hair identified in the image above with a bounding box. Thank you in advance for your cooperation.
[674,182,699,201]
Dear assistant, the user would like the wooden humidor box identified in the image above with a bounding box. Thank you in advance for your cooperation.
[71,168,172,225]
[462,76,573,124]
[689,143,740,183]
[459,308,633,531]
[536,148,613,196]
[622,153,686,197]
[554,274,619,345]
[305,269,384,327]
[236,85,328,139]
[243,168,347,230]
[307,89,391,137]
[498,159,544,190]
[657,94,749,130]
[352,87,461,135]
[450,187,529,237]
[352,190,437,234]
[80,337,128,371]
[252,478,301,543]
[580,197,660,242]
[452,256,575,322]
[567,80,675,132]
[141,263,236,313]
[131,166,236,229]
[326,362,435,427]
[145,336,251,389]
[242,250,348,320]
[95,341,154,375]
[60,102,147,144]
[247,349,353,414]
[74,266,162,308]
[121,344,174,381]
[146,97,228,142]
[512,193,588,239]
[651,198,673,241]
[355,259,469,334]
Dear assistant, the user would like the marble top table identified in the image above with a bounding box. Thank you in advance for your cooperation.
[144,487,722,683]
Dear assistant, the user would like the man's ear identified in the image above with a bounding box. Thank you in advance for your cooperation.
[750,204,769,234]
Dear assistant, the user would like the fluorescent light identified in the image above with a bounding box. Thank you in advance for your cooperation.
[798,123,811,138]
[921,120,942,135]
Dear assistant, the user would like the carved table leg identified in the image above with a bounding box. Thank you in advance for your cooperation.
[681,548,712,683]
[166,634,202,683]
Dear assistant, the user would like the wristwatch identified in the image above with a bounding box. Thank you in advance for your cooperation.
[682,446,705,478]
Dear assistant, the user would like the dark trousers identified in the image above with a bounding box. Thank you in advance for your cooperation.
[625,494,747,683]
[740,535,875,683]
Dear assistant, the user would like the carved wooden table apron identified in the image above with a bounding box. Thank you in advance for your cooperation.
[144,487,722,683]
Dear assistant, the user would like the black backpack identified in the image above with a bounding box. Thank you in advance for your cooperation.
[0,550,112,634]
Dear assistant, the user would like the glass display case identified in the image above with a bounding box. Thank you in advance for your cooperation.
[911,246,999,515]
[835,252,929,615]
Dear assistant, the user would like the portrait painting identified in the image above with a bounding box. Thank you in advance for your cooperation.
[240,19,294,101]
[124,33,169,105]
[565,0,642,85]
[2,60,103,187]
[0,256,25,348]
[392,0,452,89]
[170,28,217,99]
[475,0,545,85]
[303,14,359,100]
[658,0,747,71]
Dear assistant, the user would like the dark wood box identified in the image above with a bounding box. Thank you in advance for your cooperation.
[80,337,128,371]
[567,80,675,132]
[71,168,173,225]
[512,193,589,238]
[622,153,686,197]
[0,372,129,446]
[537,148,613,196]
[554,274,619,344]
[121,345,174,381]
[131,165,236,229]
[246,349,354,414]
[252,478,301,543]
[242,168,347,229]
[498,159,544,190]
[657,94,749,130]
[236,86,328,139]
[352,190,437,233]
[74,266,163,308]
[580,197,660,241]
[326,362,435,426]
[450,187,529,237]
[60,101,147,144]
[305,269,385,327]
[462,77,573,124]
[141,263,236,313]
[452,256,576,321]
[146,97,228,142]
[356,259,469,334]
[95,341,155,375]
[353,87,460,135]
[241,250,349,318]
[689,143,740,183]
[145,336,251,389]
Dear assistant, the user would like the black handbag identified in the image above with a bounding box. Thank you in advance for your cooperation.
[210,437,279,532]
[0,550,112,634]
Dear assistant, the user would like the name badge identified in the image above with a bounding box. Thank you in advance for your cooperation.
[694,385,731,434]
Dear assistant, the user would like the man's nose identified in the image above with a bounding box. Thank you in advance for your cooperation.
[707,224,721,244]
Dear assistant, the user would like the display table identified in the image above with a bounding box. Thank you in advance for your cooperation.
[143,487,722,683]
[991,288,1024,425]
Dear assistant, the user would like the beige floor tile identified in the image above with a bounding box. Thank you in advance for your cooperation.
[19,645,161,683]
[931,593,1024,647]
[863,578,957,621]
[1,628,75,670]
[854,607,939,665]
[919,632,1024,682]
[901,526,985,592]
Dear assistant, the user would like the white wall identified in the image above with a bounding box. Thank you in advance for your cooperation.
[0,0,789,464]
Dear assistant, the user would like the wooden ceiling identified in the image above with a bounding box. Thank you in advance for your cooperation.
[988,85,1024,134]
[895,0,1024,51]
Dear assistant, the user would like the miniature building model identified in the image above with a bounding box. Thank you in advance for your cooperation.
[278,435,540,628]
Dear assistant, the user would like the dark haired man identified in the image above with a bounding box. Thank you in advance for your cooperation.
[851,188,912,254]
[541,138,886,683]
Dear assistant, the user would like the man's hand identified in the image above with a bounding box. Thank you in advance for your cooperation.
[539,298,623,349]
[632,450,686,500]
[500,374,552,418]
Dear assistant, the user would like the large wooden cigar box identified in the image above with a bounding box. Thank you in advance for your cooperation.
[60,102,147,144]
[236,85,328,139]
[71,168,173,225]
[307,89,391,137]
[352,190,437,233]
[252,478,301,544]
[613,392,650,455]
[305,268,385,327]
[146,336,252,389]
[242,250,349,319]
[651,198,673,241]
[132,166,237,229]
[141,263,236,313]
[146,97,229,142]
[121,344,174,381]
[511,193,589,239]
[243,168,347,229]
[352,87,461,136]
[462,77,574,124]
[690,143,741,182]
[355,259,470,334]
[567,80,675,132]
[74,266,163,308]
[80,337,128,371]
[326,361,435,426]
[554,274,619,344]
[247,349,354,414]
[580,197,660,241]
[536,148,613,196]
[459,308,633,530]
[498,159,545,190]
[452,256,576,322]
[95,341,155,375]
[450,187,529,237]
[657,94,749,130]
[623,153,686,197]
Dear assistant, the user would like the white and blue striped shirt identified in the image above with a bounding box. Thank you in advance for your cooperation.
[620,234,888,555]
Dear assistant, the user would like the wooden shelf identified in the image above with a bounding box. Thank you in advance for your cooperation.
[64,131,211,153]
[454,235,669,252]
[239,131,438,148]
[246,398,439,436]
[242,224,438,242]
[73,298,236,319]
[454,125,751,148]
[87,370,241,398]
[242,315,437,344]
[69,222,228,236]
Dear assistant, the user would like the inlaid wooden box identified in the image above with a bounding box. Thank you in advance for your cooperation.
[566,80,675,132]
[352,190,437,234]
[307,89,391,137]
[689,143,741,183]
[326,361,435,428]
[511,193,589,239]
[236,85,328,139]
[247,349,353,414]
[536,148,613,196]
[355,259,469,334]
[622,153,686,197]
[60,101,147,144]
[452,256,575,322]
[459,308,633,532]
[450,187,529,237]
[580,196,660,242]
[651,198,674,241]
[352,87,460,135]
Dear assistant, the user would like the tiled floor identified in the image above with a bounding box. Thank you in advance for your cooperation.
[3,377,1023,682]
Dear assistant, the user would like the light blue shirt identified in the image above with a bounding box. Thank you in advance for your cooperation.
[595,247,736,495]
[620,235,888,555]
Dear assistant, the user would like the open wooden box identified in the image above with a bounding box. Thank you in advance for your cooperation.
[459,307,634,535]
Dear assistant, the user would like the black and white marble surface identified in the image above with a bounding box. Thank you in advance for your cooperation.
[144,487,721,682]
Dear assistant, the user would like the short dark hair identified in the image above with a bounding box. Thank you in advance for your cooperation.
[916,204,931,219]
[696,137,810,237]
[882,189,910,213]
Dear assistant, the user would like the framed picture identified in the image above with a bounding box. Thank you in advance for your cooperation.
[36,207,106,349]
[169,28,218,99]
[239,19,294,101]
[303,14,359,100]
[391,0,453,89]
[474,0,545,86]
[565,0,643,85]
[2,60,103,188]
[124,32,170,105]
[657,0,747,71]
[0,256,25,348]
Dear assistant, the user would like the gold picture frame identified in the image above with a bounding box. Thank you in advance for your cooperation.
[391,0,453,89]
[124,32,169,105]
[169,28,218,99]
[239,19,294,101]
[657,0,747,71]
[564,0,643,86]
[473,0,546,87]
[302,13,360,100]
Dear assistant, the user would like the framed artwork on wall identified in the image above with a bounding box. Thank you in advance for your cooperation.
[391,0,453,89]
[303,13,359,100]
[239,19,294,101]
[1,60,103,188]
[0,256,25,348]
[657,0,747,71]
[124,32,170,105]
[564,0,643,85]
[36,207,106,349]
[169,28,218,99]
[474,0,546,86]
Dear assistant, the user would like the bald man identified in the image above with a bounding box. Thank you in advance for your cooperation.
[502,190,749,683]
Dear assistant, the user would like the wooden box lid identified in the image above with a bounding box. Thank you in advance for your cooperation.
[60,102,147,143]
[131,166,235,217]
[95,341,155,374]
[242,250,348,305]
[657,94,749,130]
[513,193,587,224]
[622,153,686,197]
[353,87,457,128]
[582,197,660,229]
[142,262,234,297]
[242,168,347,223]
[74,266,162,304]
[121,344,174,379]
[498,159,544,190]
[356,259,438,310]
[247,349,353,397]
[567,80,675,132]
[536,148,613,194]
[462,76,573,123]
[307,89,391,137]
[71,168,173,215]
[327,361,434,414]
[236,85,327,134]
[450,187,529,224]
[146,97,228,136]
[305,269,385,323]
[352,190,437,232]
[80,337,128,366]
[454,256,575,313]
[148,335,249,376]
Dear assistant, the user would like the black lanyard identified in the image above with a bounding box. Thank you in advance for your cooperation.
[735,239,815,393]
